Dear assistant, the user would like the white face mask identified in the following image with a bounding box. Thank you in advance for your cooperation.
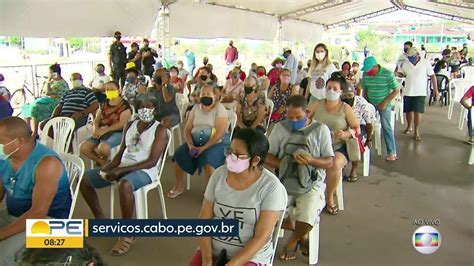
[326,90,341,101]
[137,108,155,123]
[0,138,19,160]
[316,52,326,61]
[72,80,83,88]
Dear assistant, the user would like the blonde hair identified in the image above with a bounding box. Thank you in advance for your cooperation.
[308,43,332,73]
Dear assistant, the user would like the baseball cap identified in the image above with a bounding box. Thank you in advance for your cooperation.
[125,62,136,70]
[406,47,419,57]
[283,47,291,53]
[362,56,378,71]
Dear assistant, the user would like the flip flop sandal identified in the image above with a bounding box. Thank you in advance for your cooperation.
[344,175,358,182]
[279,243,299,261]
[326,204,339,215]
[403,129,412,134]
[385,155,398,162]
[414,136,422,141]
[111,237,136,256]
[167,189,184,199]
[299,238,309,257]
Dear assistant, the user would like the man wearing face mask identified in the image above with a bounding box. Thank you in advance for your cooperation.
[398,47,438,141]
[89,64,112,103]
[176,60,189,86]
[283,47,298,85]
[0,117,71,265]
[140,38,158,78]
[361,56,400,161]
[108,31,127,88]
[80,94,169,255]
[266,95,334,261]
[127,42,142,72]
[147,69,180,128]
[395,41,413,74]
[41,73,99,134]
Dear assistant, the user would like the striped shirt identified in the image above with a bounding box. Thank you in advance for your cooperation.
[60,86,97,116]
[361,66,399,105]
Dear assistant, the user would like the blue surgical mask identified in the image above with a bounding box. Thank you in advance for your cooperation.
[288,116,307,131]
[0,138,19,160]
[408,55,418,65]
[127,77,137,83]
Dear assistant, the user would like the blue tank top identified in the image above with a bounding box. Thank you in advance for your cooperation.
[0,142,71,218]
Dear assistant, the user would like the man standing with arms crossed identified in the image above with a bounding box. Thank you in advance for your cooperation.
[224,40,238,71]
[361,56,400,161]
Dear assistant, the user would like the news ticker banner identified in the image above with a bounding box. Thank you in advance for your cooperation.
[26,219,239,248]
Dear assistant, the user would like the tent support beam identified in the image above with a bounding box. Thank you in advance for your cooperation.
[325,6,399,29]
[280,0,352,20]
[426,0,473,9]
[157,3,171,64]
[404,5,474,24]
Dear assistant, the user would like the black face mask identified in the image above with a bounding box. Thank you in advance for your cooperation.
[154,76,162,85]
[201,96,214,106]
[342,97,355,107]
[200,75,208,81]
[115,36,121,41]
[244,86,254,95]
[404,48,408,53]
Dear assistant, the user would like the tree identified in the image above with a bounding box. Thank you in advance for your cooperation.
[355,27,380,51]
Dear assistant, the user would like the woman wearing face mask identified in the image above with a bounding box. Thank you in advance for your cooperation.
[89,63,112,103]
[267,58,285,87]
[80,93,169,256]
[255,66,270,95]
[121,67,146,107]
[306,43,338,102]
[147,69,181,128]
[168,66,184,94]
[80,81,131,166]
[222,67,244,109]
[235,77,267,134]
[168,85,230,198]
[269,69,298,123]
[189,128,286,266]
[308,73,359,215]
[22,63,70,137]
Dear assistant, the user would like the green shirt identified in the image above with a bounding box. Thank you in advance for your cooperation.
[361,66,399,105]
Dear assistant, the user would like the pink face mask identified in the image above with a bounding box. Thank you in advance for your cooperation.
[226,154,250,174]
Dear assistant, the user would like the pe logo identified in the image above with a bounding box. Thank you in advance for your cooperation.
[26,219,84,248]
[412,226,441,254]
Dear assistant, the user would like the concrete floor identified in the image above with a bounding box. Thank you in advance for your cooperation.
[5,105,473,266]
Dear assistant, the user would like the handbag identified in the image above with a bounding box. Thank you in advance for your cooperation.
[346,129,365,161]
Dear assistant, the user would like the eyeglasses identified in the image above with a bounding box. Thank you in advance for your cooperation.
[224,149,250,161]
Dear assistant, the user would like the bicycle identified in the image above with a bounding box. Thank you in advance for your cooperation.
[10,74,47,116]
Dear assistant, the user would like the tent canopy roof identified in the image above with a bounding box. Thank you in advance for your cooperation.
[0,0,472,39]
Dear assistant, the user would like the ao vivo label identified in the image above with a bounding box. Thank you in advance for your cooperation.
[26,219,84,248]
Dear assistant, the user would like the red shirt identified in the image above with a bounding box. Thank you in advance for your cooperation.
[463,86,474,106]
[225,46,238,64]
[267,68,280,87]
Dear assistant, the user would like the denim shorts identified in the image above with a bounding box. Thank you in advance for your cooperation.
[173,133,230,175]
[86,131,123,148]
[85,168,152,191]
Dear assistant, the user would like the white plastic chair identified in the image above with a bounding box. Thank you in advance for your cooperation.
[448,78,467,120]
[362,148,371,177]
[40,117,75,154]
[59,153,85,219]
[110,129,172,219]
[373,122,382,156]
[269,192,288,265]
[186,110,237,191]
[265,98,274,133]
[336,174,344,211]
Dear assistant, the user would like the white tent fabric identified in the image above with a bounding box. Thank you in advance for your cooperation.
[0,0,161,37]
[168,1,324,41]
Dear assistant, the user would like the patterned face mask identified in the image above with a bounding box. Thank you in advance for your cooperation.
[137,108,155,123]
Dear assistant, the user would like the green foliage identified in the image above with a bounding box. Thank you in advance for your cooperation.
[68,38,84,50]
[9,36,22,47]
[381,43,399,63]
[356,27,380,51]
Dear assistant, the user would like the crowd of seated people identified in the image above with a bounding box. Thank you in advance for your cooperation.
[3,38,469,265]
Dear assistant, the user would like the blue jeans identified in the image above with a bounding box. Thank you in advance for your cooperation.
[376,104,397,156]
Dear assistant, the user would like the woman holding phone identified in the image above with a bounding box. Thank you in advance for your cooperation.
[22,63,69,137]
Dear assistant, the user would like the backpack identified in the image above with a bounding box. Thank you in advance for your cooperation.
[278,120,320,196]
